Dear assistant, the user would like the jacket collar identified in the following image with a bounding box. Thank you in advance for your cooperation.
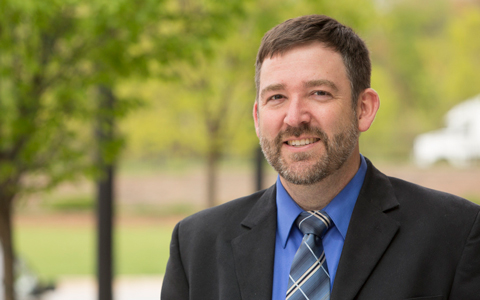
[331,158,400,300]
[232,185,277,300]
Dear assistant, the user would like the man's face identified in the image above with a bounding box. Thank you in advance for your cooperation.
[254,42,359,185]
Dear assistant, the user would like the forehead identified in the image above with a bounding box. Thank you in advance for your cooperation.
[259,43,349,93]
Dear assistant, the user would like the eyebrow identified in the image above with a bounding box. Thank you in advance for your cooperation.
[304,79,338,92]
[260,83,286,100]
[260,80,339,100]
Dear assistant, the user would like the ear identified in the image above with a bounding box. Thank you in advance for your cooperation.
[356,88,380,132]
[253,101,260,138]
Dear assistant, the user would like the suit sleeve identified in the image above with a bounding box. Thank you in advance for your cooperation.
[449,210,480,299]
[161,222,189,300]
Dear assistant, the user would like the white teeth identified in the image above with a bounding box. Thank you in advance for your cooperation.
[287,138,317,147]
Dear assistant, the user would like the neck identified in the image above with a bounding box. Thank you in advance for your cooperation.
[280,150,361,211]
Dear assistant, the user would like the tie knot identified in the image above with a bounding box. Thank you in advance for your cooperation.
[296,211,332,237]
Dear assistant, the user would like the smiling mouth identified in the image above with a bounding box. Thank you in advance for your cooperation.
[286,138,320,147]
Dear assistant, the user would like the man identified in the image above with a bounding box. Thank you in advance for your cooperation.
[161,15,480,300]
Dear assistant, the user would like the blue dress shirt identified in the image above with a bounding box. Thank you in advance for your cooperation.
[271,155,367,300]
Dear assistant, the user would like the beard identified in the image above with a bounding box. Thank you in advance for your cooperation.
[259,119,359,185]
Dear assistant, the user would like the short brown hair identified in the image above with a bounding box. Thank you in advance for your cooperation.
[255,15,371,107]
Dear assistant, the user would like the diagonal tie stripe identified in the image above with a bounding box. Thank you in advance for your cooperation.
[286,252,326,297]
[286,211,333,300]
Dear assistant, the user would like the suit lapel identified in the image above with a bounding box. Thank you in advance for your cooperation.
[331,161,400,300]
[232,185,277,300]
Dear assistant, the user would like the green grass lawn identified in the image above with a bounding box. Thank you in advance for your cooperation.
[15,224,174,280]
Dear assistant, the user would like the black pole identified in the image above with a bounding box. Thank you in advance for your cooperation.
[97,165,114,300]
[96,85,115,300]
[255,145,264,191]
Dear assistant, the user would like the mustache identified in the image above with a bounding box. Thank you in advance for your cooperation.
[275,124,328,143]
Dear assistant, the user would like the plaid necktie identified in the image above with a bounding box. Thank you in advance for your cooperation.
[286,211,333,300]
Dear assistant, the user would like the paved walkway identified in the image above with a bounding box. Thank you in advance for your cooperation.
[40,276,163,300]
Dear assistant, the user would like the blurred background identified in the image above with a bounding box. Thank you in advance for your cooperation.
[1,0,480,299]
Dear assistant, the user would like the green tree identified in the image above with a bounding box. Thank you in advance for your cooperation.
[0,0,244,299]
[164,36,256,207]
[423,3,480,110]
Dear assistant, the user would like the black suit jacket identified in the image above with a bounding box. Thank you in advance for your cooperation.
[161,160,480,300]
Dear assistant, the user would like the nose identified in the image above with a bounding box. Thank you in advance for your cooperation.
[284,97,311,127]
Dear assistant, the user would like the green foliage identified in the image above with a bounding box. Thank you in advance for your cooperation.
[0,0,248,194]
[429,6,480,110]
[0,1,124,196]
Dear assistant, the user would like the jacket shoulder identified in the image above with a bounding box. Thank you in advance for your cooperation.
[388,175,480,213]
[176,186,275,238]
[364,158,479,215]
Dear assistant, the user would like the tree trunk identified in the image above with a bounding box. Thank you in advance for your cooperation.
[254,145,265,191]
[97,165,114,300]
[206,149,219,208]
[96,85,116,300]
[0,195,15,300]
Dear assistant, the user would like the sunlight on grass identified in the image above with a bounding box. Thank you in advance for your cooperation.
[465,195,480,205]
[115,227,172,275]
[15,224,175,280]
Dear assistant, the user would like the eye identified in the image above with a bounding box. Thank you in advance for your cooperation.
[311,90,334,101]
[267,94,285,101]
[313,90,331,96]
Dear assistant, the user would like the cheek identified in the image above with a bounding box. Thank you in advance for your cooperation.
[258,113,283,137]
[312,110,335,129]
[316,105,354,129]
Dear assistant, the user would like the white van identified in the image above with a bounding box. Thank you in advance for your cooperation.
[413,95,480,167]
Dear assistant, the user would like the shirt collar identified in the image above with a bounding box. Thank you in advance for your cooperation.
[276,154,368,248]
[323,155,367,239]
[276,175,304,248]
